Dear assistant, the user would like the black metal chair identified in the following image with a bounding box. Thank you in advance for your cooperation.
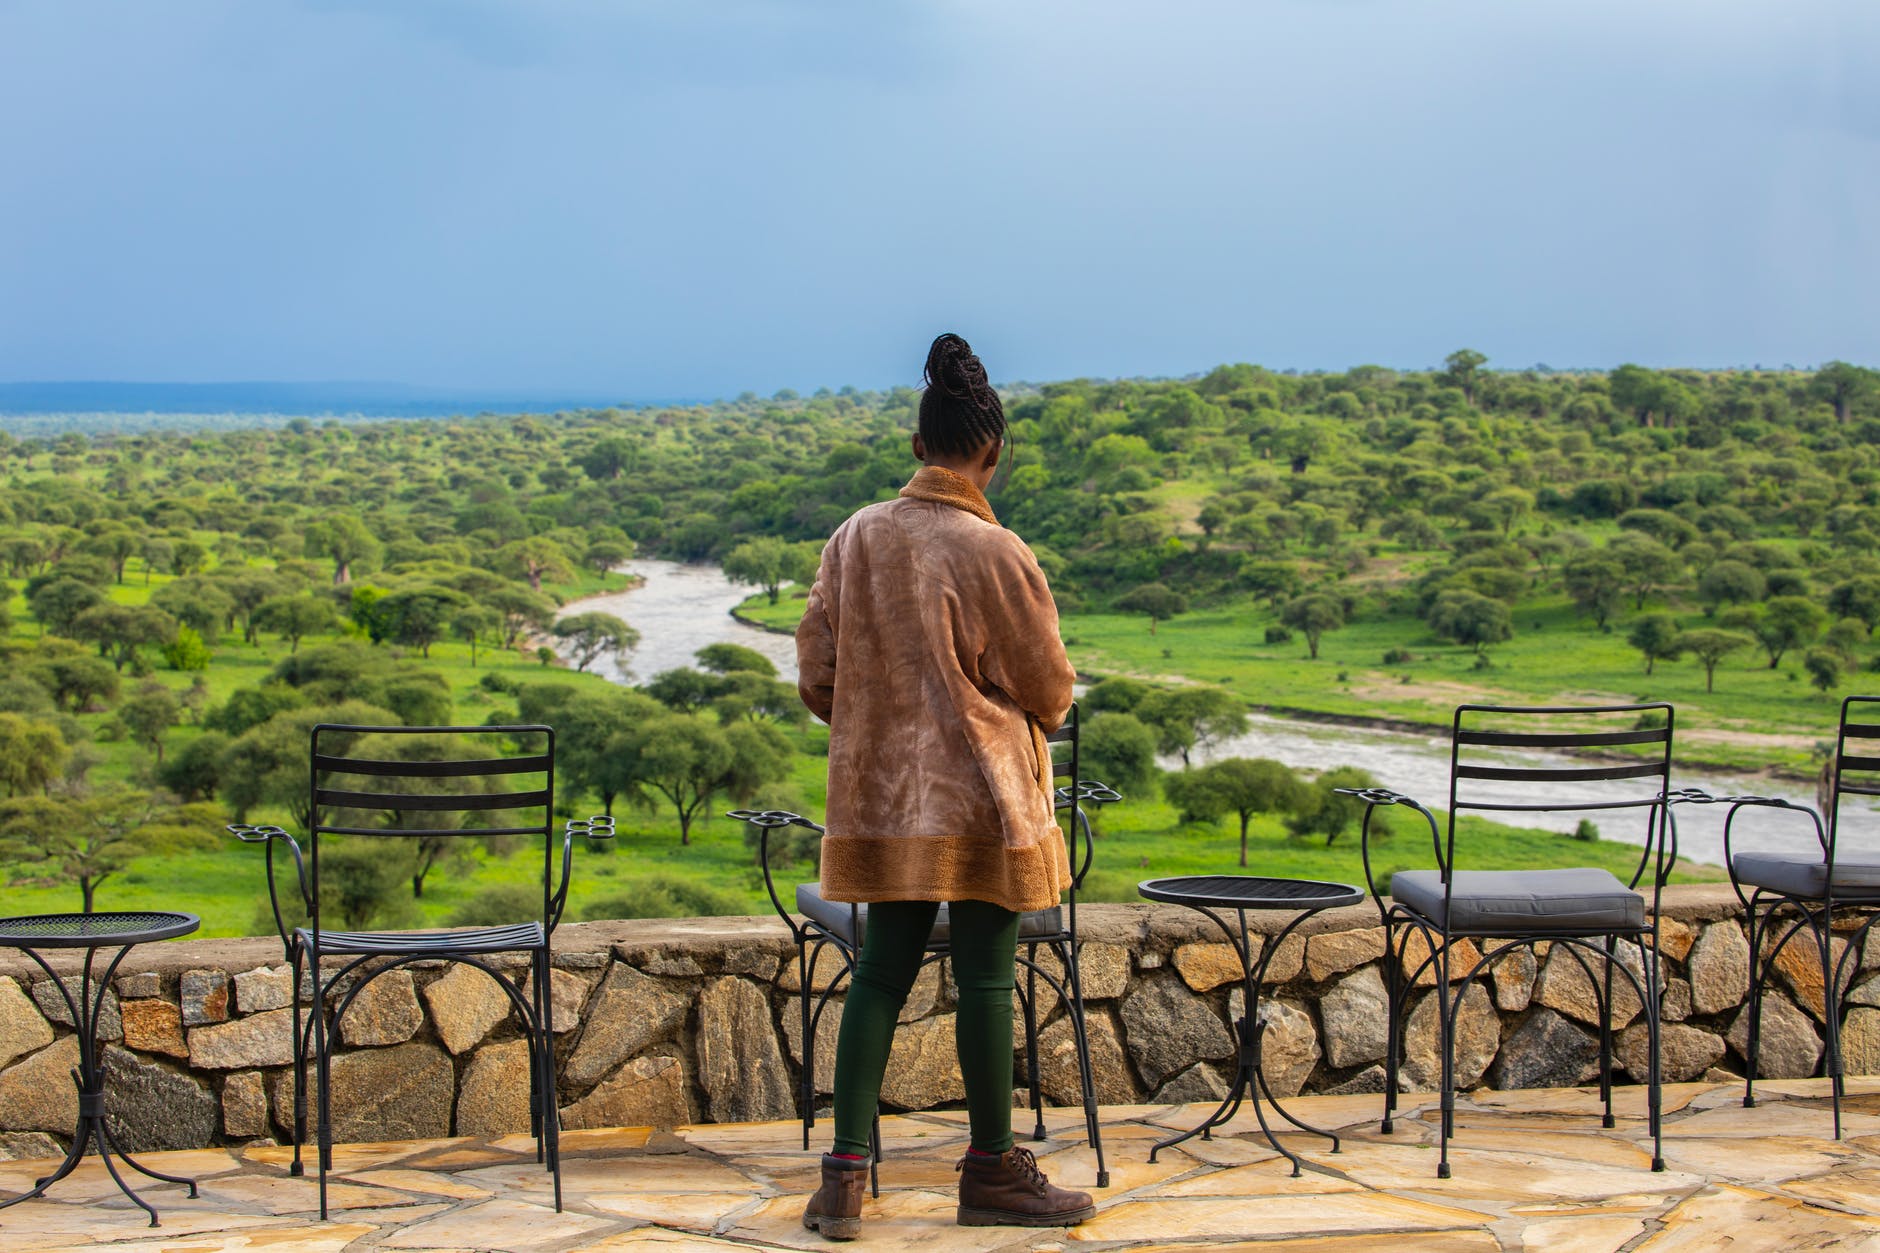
[1712,695,1880,1137]
[729,703,1119,1192]
[231,723,611,1218]
[1340,702,1678,1177]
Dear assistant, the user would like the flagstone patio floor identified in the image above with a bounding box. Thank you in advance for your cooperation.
[5,1078,1880,1251]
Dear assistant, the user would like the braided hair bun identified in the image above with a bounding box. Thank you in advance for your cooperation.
[918,332,1006,458]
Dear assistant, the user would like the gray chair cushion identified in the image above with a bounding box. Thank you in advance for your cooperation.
[794,883,1064,947]
[1732,851,1880,899]
[1390,868,1645,933]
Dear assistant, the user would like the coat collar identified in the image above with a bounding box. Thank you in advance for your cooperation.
[899,465,999,527]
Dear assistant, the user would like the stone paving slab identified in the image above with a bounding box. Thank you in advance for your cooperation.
[2,1080,1879,1250]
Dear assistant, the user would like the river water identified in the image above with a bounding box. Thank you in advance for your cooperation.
[559,560,1877,869]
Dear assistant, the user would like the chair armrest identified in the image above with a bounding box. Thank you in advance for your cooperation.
[1055,780,1123,809]
[728,810,825,936]
[1331,787,1441,907]
[228,824,309,955]
[549,816,615,930]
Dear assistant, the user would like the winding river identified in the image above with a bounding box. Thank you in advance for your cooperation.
[558,560,1878,869]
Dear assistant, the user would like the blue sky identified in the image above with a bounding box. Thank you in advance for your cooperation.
[2,1,1876,398]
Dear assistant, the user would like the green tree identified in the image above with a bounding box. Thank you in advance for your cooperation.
[1609,535,1679,611]
[450,604,501,667]
[1747,596,1827,669]
[489,585,557,650]
[1426,589,1513,654]
[28,578,103,637]
[1285,766,1385,847]
[1083,677,1149,714]
[1675,628,1752,693]
[119,681,180,762]
[1116,582,1188,635]
[696,642,777,677]
[253,593,343,654]
[157,729,228,802]
[722,537,794,604]
[1240,560,1302,607]
[377,586,468,659]
[1163,757,1305,867]
[219,703,398,828]
[152,577,234,646]
[1697,560,1765,615]
[1626,613,1683,675]
[1810,360,1879,423]
[553,612,640,674]
[31,653,120,712]
[0,788,201,912]
[499,537,575,592]
[1135,686,1248,768]
[0,713,69,796]
[1562,553,1625,628]
[1279,593,1345,660]
[1441,349,1487,407]
[1804,647,1843,695]
[305,515,381,584]
[1827,576,1880,635]
[1078,713,1159,796]
[70,603,178,672]
[611,712,789,845]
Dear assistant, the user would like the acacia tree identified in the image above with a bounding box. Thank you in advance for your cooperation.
[119,682,180,762]
[1675,628,1752,692]
[0,713,69,796]
[1562,553,1625,628]
[1136,686,1248,768]
[451,604,501,667]
[1279,593,1345,660]
[1626,613,1683,675]
[253,593,343,653]
[1746,596,1826,669]
[553,612,640,674]
[305,515,380,584]
[1163,757,1305,867]
[499,537,574,592]
[378,586,468,659]
[0,788,201,912]
[1426,589,1513,655]
[71,603,177,672]
[489,585,557,650]
[1117,582,1187,635]
[610,713,789,844]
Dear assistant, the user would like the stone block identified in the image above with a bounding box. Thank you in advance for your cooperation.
[564,964,687,1088]
[188,1008,295,1069]
[1662,978,1693,1024]
[696,977,793,1122]
[0,1037,79,1132]
[0,1132,63,1161]
[878,1012,965,1110]
[900,961,942,1023]
[561,1054,690,1130]
[326,1042,453,1143]
[180,969,230,1026]
[1172,943,1243,993]
[1767,931,1847,1020]
[0,976,54,1069]
[339,969,422,1047]
[781,994,843,1094]
[1120,973,1233,1088]
[1617,1023,1725,1084]
[115,972,162,1000]
[457,1039,534,1137]
[1258,933,1306,985]
[1727,994,1822,1079]
[1153,1061,1229,1104]
[1850,976,1880,1009]
[1534,940,1645,1029]
[1078,942,1131,1000]
[1037,1010,1136,1106]
[1324,1064,1388,1096]
[1403,983,1499,1091]
[121,999,188,1058]
[721,943,782,982]
[1487,1009,1596,1091]
[1842,1007,1880,1076]
[233,965,293,1014]
[1486,942,1536,1012]
[223,1070,268,1139]
[1398,931,1482,986]
[103,1045,217,1152]
[33,981,120,1042]
[423,962,517,1056]
[1232,994,1320,1098]
[1320,965,1389,1069]
[775,950,842,993]
[1688,921,1750,1016]
[522,966,591,1034]
[1305,926,1387,983]
[1654,915,1696,962]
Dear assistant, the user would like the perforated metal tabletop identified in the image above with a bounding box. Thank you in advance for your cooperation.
[0,911,198,949]
[1137,875,1363,912]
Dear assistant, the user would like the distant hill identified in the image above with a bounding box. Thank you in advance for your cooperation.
[0,381,689,435]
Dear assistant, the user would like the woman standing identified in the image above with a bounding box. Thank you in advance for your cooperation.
[794,333,1093,1238]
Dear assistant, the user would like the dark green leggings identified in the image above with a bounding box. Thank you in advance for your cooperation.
[830,898,1019,1158]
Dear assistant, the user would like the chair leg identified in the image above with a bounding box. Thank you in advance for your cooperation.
[1062,941,1108,1188]
[1744,906,1768,1108]
[1381,924,1404,1136]
[1022,951,1044,1142]
[798,943,814,1151]
[290,946,307,1179]
[1599,938,1617,1130]
[530,955,546,1160]
[1645,940,1665,1172]
[1436,940,1454,1180]
[869,1111,881,1199]
[311,971,332,1221]
[541,951,563,1212]
[1813,911,1844,1141]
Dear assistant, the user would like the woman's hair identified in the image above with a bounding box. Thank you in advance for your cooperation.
[918,332,1006,458]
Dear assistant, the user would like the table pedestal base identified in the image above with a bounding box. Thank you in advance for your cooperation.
[0,1091,200,1227]
[1148,1012,1341,1176]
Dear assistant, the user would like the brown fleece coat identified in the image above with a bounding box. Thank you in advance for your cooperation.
[796,465,1077,914]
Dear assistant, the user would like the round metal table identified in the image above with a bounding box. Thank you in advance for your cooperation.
[0,911,201,1227]
[1137,875,1364,1176]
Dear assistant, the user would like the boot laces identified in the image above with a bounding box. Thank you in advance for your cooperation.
[1007,1146,1049,1194]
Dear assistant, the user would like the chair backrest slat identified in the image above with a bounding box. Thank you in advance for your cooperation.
[1838,754,1880,775]
[314,787,552,813]
[321,823,549,839]
[1455,728,1668,750]
[1455,762,1666,784]
[1841,722,1880,741]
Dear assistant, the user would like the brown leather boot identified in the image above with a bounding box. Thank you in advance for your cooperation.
[802,1153,868,1240]
[956,1146,1095,1227]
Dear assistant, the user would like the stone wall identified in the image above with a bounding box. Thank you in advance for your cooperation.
[2,886,1876,1158]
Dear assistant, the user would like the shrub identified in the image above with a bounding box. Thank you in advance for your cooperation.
[478,671,519,695]
[1264,625,1293,644]
[582,875,744,920]
[1382,648,1414,665]
[448,882,547,926]
[1573,819,1600,842]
